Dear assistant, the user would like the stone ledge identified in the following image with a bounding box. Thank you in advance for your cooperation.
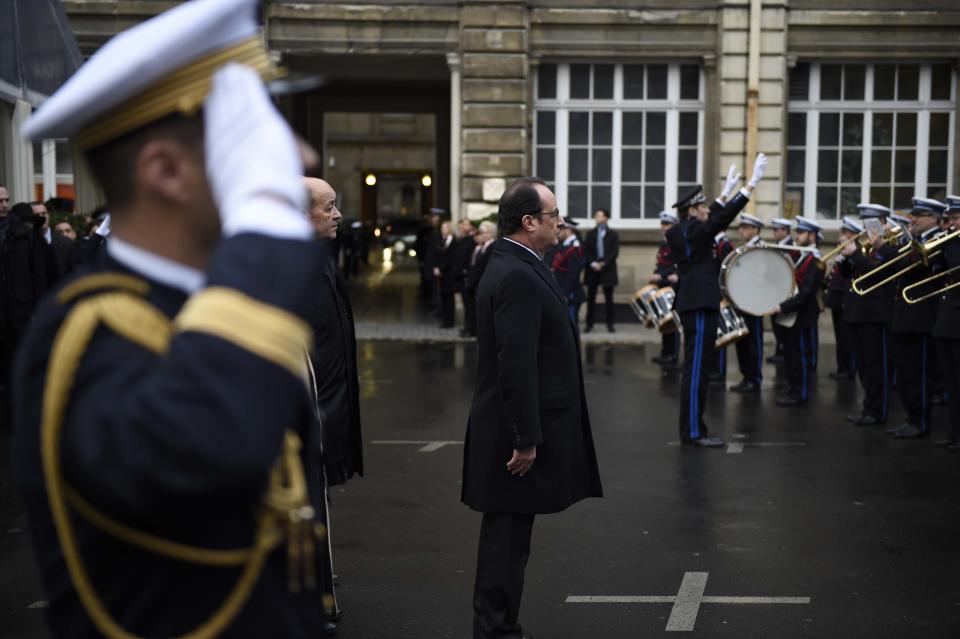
[268,3,459,23]
[530,8,717,26]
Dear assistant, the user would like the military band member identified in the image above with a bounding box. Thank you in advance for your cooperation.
[841,204,898,426]
[886,198,947,438]
[651,210,680,367]
[665,155,765,447]
[552,218,587,324]
[934,196,960,451]
[11,1,337,636]
[730,214,765,392]
[773,217,824,406]
[710,229,735,383]
[768,217,794,364]
[825,216,862,380]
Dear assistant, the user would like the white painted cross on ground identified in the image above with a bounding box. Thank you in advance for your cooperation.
[566,572,810,631]
[371,440,463,453]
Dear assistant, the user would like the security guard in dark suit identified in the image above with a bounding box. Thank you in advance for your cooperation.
[886,198,947,438]
[841,204,899,426]
[651,210,680,366]
[825,216,862,380]
[11,2,337,636]
[933,196,960,451]
[730,214,765,392]
[773,217,824,406]
[665,154,766,447]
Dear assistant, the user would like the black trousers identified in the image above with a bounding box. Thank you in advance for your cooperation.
[784,324,815,402]
[439,291,455,328]
[660,331,680,359]
[712,344,727,377]
[851,322,890,421]
[808,323,819,371]
[771,317,785,356]
[938,338,960,443]
[473,512,536,639]
[894,332,936,432]
[463,291,477,335]
[679,309,719,441]
[586,283,615,328]
[734,313,764,385]
[830,308,856,373]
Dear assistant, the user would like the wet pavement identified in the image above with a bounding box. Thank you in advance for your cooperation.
[1,266,958,638]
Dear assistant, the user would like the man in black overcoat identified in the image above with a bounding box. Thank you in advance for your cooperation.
[582,208,619,332]
[453,218,478,336]
[665,154,765,447]
[462,177,602,639]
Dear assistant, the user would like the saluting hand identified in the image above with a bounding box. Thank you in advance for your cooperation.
[507,446,536,477]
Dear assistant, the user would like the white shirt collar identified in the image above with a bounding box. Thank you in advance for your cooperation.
[563,234,578,247]
[503,237,543,261]
[107,235,206,294]
[43,228,52,244]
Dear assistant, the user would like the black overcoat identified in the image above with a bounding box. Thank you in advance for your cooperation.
[461,239,602,514]
[583,226,620,287]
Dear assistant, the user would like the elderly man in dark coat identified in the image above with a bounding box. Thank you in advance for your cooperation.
[462,177,603,639]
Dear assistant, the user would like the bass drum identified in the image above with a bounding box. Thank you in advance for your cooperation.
[720,246,797,316]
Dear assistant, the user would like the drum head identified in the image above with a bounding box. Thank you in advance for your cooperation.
[722,247,796,315]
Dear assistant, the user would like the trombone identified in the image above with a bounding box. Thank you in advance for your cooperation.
[900,228,960,304]
[815,230,870,269]
[849,225,914,295]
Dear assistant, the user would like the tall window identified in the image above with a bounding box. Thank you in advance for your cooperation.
[534,62,704,225]
[787,62,955,219]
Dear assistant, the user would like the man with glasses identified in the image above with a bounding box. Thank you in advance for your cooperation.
[462,177,602,639]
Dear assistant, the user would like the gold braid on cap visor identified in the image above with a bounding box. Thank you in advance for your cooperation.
[75,36,281,150]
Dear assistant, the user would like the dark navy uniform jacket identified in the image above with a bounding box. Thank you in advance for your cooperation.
[892,227,941,334]
[840,242,898,323]
[665,191,749,313]
[779,252,824,327]
[12,234,333,638]
[932,236,960,340]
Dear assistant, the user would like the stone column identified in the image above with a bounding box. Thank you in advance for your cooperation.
[459,0,528,221]
[447,52,463,221]
[10,100,34,202]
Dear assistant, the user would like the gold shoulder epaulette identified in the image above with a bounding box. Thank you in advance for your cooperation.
[57,272,151,306]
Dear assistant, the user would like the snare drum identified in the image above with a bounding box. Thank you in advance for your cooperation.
[629,284,658,328]
[716,300,750,348]
[720,246,797,316]
[652,287,681,334]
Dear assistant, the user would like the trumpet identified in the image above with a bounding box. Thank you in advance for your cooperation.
[900,228,960,304]
[816,230,870,268]
[853,226,960,296]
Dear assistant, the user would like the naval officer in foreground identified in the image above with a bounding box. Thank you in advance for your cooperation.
[12,0,338,636]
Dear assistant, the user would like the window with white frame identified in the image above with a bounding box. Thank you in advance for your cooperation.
[787,62,955,219]
[534,62,704,225]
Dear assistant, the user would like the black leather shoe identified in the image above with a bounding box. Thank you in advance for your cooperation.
[730,380,759,393]
[933,393,947,406]
[323,621,338,636]
[708,373,726,384]
[656,355,678,367]
[893,425,927,439]
[948,442,960,452]
[775,394,803,406]
[652,354,666,364]
[607,324,616,333]
[584,325,594,333]
[885,421,910,435]
[854,414,884,426]
[846,413,864,423]
[829,370,854,380]
[691,436,726,448]
[767,354,784,364]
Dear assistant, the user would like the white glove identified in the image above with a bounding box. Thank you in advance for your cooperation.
[204,63,311,239]
[95,213,111,237]
[747,153,768,189]
[720,164,741,199]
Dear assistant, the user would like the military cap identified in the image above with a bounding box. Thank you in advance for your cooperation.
[794,216,822,234]
[857,203,891,219]
[673,185,707,210]
[771,218,793,230]
[658,210,679,224]
[890,212,912,226]
[841,216,864,234]
[24,0,279,149]
[737,213,765,229]
[946,195,960,213]
[565,217,580,227]
[911,197,946,217]
[429,208,447,216]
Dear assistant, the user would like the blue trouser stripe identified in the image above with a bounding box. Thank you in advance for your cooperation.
[690,312,704,439]
[921,336,928,432]
[755,317,763,384]
[799,327,809,401]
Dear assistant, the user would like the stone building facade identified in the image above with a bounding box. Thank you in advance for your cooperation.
[5,0,958,293]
